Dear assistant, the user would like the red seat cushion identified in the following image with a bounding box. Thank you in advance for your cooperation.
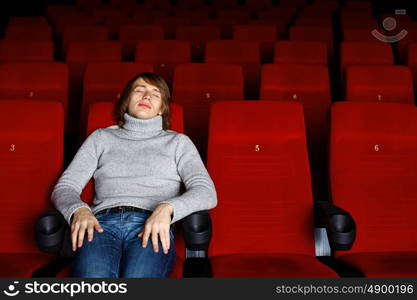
[211,253,339,278]
[338,252,417,277]
[0,253,57,278]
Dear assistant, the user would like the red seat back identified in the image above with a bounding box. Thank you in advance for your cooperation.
[172,63,244,160]
[260,63,331,201]
[205,40,260,98]
[0,100,64,253]
[345,65,414,104]
[135,40,191,87]
[0,40,54,62]
[330,102,417,254]
[0,63,68,129]
[207,101,315,256]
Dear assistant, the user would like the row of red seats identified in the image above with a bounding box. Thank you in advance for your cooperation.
[0,39,398,76]
[5,10,417,62]
[0,58,415,204]
[3,14,395,43]
[0,59,415,131]
[1,99,416,277]
[74,0,310,12]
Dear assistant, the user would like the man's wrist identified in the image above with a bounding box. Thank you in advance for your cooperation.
[159,203,174,215]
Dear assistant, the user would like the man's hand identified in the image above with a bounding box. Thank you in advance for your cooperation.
[138,203,173,254]
[71,207,104,251]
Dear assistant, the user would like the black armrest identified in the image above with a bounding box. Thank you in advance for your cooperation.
[314,201,356,251]
[182,210,213,277]
[35,209,74,258]
[182,210,212,251]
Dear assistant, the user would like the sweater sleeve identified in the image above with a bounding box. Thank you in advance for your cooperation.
[51,129,102,225]
[159,133,217,224]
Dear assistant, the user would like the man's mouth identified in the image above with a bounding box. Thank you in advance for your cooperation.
[138,103,151,109]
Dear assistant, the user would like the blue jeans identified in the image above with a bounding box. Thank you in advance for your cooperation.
[71,209,176,278]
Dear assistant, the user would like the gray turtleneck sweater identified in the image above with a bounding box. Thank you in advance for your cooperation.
[51,113,217,226]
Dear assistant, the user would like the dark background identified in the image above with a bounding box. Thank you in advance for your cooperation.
[0,0,415,37]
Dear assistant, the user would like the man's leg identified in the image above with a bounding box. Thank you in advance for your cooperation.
[119,212,176,278]
[72,213,122,278]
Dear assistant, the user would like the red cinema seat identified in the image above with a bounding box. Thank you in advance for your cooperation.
[0,100,64,277]
[280,0,306,8]
[172,63,244,160]
[340,14,377,29]
[274,41,328,65]
[119,25,165,61]
[340,42,393,74]
[173,9,211,25]
[345,1,372,11]
[8,16,49,26]
[243,0,273,14]
[257,8,296,28]
[53,15,98,42]
[298,5,336,18]
[131,9,168,24]
[5,25,52,40]
[110,0,136,10]
[248,19,287,40]
[151,17,191,39]
[205,40,260,99]
[56,101,184,278]
[290,25,333,54]
[345,65,414,104]
[211,0,239,10]
[295,16,332,28]
[340,9,374,23]
[234,25,277,63]
[81,62,154,135]
[135,40,191,87]
[76,0,104,15]
[176,0,206,10]
[330,102,417,277]
[47,4,80,19]
[207,101,339,278]
[260,63,331,202]
[217,9,250,24]
[142,0,172,10]
[66,41,121,132]
[175,26,221,62]
[205,9,250,38]
[0,62,68,129]
[342,28,380,43]
[62,25,109,58]
[406,42,417,97]
[0,40,54,62]
[396,25,417,63]
[92,9,131,40]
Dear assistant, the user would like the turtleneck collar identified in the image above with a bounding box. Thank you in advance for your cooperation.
[121,113,163,137]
